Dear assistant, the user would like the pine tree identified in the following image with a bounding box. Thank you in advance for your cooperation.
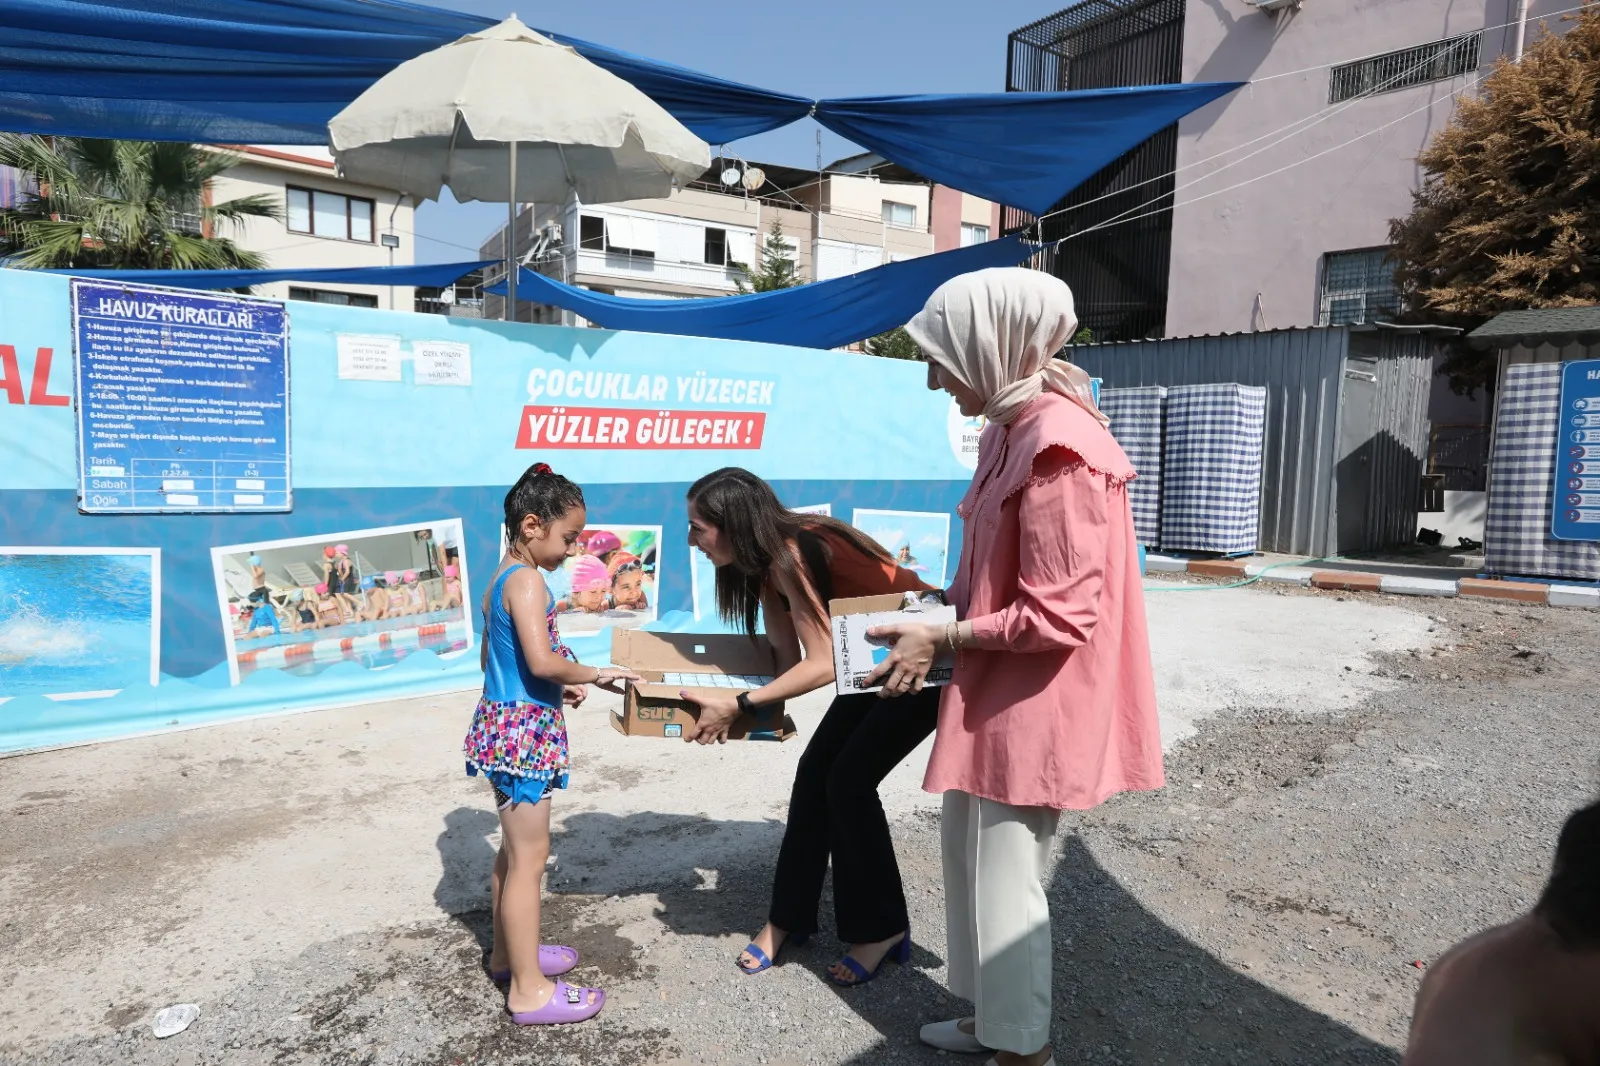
[1388,7,1600,391]
[734,219,802,293]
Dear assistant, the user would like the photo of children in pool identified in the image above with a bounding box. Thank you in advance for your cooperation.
[211,520,471,684]
[691,503,830,623]
[851,509,952,588]
[0,548,160,700]
[545,525,661,636]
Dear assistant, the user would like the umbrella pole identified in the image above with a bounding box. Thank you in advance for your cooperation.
[505,141,518,322]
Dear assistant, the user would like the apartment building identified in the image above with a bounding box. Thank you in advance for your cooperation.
[1008,0,1574,341]
[479,157,999,326]
[1,149,411,312]
[207,144,416,312]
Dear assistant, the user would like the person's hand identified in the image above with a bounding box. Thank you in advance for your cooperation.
[563,684,587,707]
[861,622,942,698]
[592,666,640,695]
[679,691,740,745]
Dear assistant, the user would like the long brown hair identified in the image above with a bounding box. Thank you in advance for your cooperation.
[687,467,893,636]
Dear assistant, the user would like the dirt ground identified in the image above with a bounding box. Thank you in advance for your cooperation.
[2,586,1595,1066]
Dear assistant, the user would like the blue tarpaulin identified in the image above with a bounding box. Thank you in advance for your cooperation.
[814,85,1242,215]
[483,235,1037,349]
[0,0,1242,214]
[36,259,495,290]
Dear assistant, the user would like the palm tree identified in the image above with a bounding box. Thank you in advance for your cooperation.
[0,136,280,270]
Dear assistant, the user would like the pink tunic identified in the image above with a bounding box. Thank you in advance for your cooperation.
[923,393,1164,810]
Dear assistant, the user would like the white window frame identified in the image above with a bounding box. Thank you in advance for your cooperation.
[285,185,376,243]
[882,201,918,230]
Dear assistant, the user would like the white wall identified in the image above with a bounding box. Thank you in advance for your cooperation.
[1167,0,1572,337]
[208,147,415,311]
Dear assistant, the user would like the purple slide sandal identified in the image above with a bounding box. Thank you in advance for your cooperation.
[488,945,579,983]
[508,981,605,1026]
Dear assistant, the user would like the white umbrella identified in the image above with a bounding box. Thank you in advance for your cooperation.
[329,16,710,318]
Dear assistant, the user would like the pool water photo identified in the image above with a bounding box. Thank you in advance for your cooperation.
[0,551,157,698]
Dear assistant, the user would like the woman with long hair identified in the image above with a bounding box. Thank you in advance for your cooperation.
[683,467,940,987]
[867,268,1163,1066]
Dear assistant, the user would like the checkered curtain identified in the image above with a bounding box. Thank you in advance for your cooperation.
[1101,386,1166,546]
[1159,384,1266,555]
[1485,363,1600,580]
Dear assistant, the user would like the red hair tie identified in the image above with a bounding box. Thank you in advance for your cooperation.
[532,462,554,476]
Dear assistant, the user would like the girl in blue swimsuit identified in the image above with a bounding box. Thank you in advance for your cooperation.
[463,462,638,1027]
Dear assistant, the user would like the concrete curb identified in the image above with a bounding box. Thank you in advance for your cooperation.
[1145,554,1598,610]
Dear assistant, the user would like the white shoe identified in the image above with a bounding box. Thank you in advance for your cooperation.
[919,1017,987,1054]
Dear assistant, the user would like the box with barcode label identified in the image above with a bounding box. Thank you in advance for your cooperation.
[830,590,957,696]
[609,630,797,741]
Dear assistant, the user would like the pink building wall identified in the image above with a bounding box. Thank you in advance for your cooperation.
[1166,0,1572,337]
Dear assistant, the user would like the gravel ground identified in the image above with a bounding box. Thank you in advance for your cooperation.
[5,591,1596,1066]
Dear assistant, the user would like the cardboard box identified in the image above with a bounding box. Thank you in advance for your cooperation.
[830,590,957,696]
[610,629,798,741]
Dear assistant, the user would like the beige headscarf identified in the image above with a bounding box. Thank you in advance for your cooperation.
[906,267,1108,428]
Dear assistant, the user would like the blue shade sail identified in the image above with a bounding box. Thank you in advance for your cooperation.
[0,1,1241,212]
[483,235,1037,349]
[813,84,1244,216]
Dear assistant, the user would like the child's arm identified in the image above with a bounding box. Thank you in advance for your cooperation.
[503,567,638,689]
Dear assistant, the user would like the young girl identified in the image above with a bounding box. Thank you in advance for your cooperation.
[432,564,463,612]
[464,462,639,1025]
[607,554,648,612]
[554,555,609,614]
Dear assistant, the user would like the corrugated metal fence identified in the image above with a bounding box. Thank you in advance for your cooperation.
[1068,327,1435,556]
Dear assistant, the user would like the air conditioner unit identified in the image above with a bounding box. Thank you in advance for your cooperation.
[1247,0,1301,10]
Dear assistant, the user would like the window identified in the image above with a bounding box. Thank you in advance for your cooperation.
[288,287,378,308]
[579,214,605,250]
[960,223,990,247]
[1329,32,1480,104]
[1318,249,1399,326]
[882,201,917,229]
[704,227,728,266]
[286,186,377,242]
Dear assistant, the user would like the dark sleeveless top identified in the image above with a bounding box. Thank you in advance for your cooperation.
[786,525,932,612]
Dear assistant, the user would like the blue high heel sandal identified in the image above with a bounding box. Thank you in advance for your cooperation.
[737,931,809,975]
[827,932,911,987]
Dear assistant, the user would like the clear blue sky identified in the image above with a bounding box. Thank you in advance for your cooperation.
[412,0,1054,262]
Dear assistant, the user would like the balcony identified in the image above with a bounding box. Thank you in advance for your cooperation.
[572,248,747,293]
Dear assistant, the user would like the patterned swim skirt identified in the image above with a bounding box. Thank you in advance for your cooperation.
[463,695,571,809]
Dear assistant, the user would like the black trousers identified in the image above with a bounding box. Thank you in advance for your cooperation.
[767,687,941,944]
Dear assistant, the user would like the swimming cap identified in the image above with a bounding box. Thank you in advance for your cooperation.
[315,582,328,595]
[324,546,337,559]
[249,554,262,566]
[444,564,458,578]
[289,588,304,602]
[586,531,622,558]
[335,544,349,555]
[403,570,417,583]
[607,552,639,578]
[361,575,376,589]
[569,554,610,593]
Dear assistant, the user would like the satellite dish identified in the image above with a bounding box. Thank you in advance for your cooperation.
[742,167,766,191]
[720,167,742,187]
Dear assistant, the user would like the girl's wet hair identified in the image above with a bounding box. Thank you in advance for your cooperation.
[504,462,585,545]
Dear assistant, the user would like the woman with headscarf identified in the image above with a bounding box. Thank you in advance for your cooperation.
[867,268,1163,1066]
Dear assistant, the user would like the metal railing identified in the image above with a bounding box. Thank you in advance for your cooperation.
[1006,0,1185,341]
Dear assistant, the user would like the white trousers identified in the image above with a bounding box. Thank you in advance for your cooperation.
[941,790,1061,1056]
